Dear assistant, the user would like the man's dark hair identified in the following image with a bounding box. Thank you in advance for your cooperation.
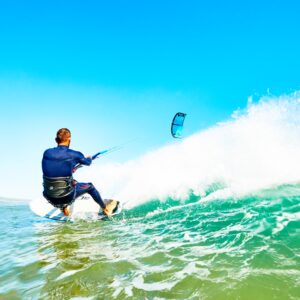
[55,128,71,144]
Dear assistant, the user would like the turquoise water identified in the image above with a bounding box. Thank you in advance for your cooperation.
[1,184,300,299]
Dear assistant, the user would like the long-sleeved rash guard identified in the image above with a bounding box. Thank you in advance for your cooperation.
[42,145,92,177]
[42,145,105,209]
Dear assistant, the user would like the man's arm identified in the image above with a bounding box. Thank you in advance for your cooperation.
[74,151,92,166]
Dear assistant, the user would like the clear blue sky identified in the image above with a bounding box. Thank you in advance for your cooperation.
[1,0,300,198]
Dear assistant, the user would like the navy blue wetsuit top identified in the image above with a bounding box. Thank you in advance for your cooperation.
[42,146,92,177]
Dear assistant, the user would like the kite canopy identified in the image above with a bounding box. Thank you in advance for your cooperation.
[171,112,186,138]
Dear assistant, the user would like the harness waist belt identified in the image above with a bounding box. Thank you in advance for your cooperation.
[43,176,74,198]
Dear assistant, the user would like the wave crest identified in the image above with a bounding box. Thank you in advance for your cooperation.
[79,93,300,208]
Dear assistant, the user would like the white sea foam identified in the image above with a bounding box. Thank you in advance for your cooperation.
[78,93,300,208]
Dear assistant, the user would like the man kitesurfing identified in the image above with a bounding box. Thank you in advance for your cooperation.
[41,128,118,216]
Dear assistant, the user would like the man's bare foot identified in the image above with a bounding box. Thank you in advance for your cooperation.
[61,206,70,216]
[103,200,118,216]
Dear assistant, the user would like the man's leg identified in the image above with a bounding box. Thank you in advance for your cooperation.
[75,182,106,209]
[43,192,74,217]
[75,182,118,215]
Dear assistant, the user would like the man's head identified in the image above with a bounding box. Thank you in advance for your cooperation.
[55,128,71,146]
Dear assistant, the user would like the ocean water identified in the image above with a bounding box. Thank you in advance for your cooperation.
[1,186,300,299]
[1,95,300,299]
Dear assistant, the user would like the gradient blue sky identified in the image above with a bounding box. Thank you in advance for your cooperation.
[1,0,300,198]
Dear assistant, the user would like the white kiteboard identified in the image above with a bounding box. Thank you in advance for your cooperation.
[30,195,122,221]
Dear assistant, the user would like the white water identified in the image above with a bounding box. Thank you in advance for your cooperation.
[78,93,300,208]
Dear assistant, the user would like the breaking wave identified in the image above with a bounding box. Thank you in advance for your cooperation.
[79,93,300,208]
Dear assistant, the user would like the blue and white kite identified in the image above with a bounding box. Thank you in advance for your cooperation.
[171,112,186,138]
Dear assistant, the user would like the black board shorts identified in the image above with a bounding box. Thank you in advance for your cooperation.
[43,191,76,209]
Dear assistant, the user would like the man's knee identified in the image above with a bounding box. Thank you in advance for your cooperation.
[88,183,95,190]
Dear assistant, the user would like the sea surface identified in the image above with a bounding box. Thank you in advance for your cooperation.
[1,184,300,300]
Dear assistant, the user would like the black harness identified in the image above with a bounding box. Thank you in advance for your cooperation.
[43,176,74,199]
